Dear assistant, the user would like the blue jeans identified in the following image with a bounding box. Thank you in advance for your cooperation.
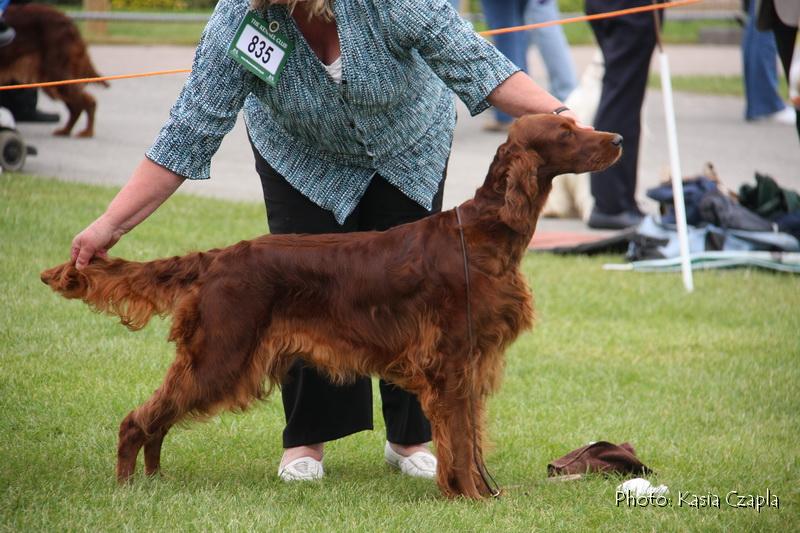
[742,0,785,120]
[525,0,577,102]
[481,0,529,123]
[481,0,576,123]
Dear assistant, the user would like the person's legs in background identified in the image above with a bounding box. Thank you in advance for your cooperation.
[742,0,793,122]
[525,0,577,101]
[0,0,15,46]
[0,0,60,122]
[480,0,529,129]
[585,0,658,229]
[0,89,60,123]
[771,17,799,140]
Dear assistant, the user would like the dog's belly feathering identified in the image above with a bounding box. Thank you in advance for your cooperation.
[0,55,41,85]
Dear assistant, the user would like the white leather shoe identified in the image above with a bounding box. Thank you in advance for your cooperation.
[278,456,324,481]
[384,442,437,479]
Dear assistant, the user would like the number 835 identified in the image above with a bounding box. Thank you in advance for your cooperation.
[247,35,274,63]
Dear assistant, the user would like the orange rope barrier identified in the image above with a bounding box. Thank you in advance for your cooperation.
[0,0,702,91]
[0,68,191,91]
[479,0,702,37]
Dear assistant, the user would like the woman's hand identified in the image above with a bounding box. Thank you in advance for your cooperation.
[68,158,186,270]
[487,72,593,129]
[71,216,125,269]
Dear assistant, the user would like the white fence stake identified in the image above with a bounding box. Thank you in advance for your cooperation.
[658,49,694,292]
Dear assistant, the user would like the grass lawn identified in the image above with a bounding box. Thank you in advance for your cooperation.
[648,74,790,100]
[68,8,737,48]
[1,174,798,531]
[77,20,208,46]
[561,19,740,46]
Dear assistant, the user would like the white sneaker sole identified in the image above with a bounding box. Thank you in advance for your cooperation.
[278,456,324,481]
[384,442,437,479]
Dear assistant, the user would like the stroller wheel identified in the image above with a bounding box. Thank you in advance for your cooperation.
[0,130,26,172]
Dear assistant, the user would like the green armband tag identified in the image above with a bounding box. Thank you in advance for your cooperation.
[228,12,294,87]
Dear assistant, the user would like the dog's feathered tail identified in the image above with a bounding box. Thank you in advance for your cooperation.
[40,252,217,330]
[78,50,110,88]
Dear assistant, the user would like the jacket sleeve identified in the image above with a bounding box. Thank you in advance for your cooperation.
[146,0,255,179]
[385,0,520,116]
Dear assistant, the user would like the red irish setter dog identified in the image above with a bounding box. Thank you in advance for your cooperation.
[41,114,622,499]
[0,4,108,137]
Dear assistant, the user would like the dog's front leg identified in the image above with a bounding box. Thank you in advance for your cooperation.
[421,379,493,499]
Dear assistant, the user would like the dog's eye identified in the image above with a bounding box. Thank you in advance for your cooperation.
[559,130,573,140]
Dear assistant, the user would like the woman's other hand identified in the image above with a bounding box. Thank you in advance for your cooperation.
[69,158,186,270]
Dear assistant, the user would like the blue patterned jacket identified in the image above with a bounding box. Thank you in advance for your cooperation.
[146,0,518,223]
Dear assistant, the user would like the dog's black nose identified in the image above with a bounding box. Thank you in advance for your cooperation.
[611,134,623,146]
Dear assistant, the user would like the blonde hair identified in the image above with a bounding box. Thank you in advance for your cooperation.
[250,0,334,21]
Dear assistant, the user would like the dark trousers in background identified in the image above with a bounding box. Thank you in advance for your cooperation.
[0,88,39,120]
[251,142,440,448]
[756,0,800,142]
[585,0,661,215]
[772,21,799,141]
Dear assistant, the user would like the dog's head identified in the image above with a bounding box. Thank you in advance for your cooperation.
[507,114,622,176]
[489,114,622,234]
[40,262,90,299]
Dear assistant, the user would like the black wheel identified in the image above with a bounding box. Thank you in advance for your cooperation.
[0,130,26,172]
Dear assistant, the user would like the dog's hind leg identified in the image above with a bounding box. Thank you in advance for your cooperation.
[53,97,80,136]
[117,412,147,482]
[117,350,248,482]
[52,86,96,137]
[143,426,168,476]
[116,356,191,482]
[117,294,271,482]
[75,91,97,138]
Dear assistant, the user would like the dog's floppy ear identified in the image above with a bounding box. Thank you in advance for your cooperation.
[498,149,542,235]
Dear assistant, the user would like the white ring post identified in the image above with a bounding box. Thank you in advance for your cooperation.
[658,50,694,292]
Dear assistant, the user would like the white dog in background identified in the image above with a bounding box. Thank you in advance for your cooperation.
[542,51,604,220]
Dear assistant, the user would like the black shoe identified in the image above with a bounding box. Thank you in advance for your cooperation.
[587,208,644,230]
[14,110,61,123]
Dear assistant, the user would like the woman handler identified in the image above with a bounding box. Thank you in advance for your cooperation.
[70,0,581,481]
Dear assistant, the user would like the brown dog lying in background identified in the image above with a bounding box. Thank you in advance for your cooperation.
[0,4,107,137]
[41,114,622,499]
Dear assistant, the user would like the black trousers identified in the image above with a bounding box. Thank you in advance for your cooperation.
[251,143,441,448]
[756,0,800,141]
[585,0,660,215]
[772,20,799,142]
[0,88,38,120]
